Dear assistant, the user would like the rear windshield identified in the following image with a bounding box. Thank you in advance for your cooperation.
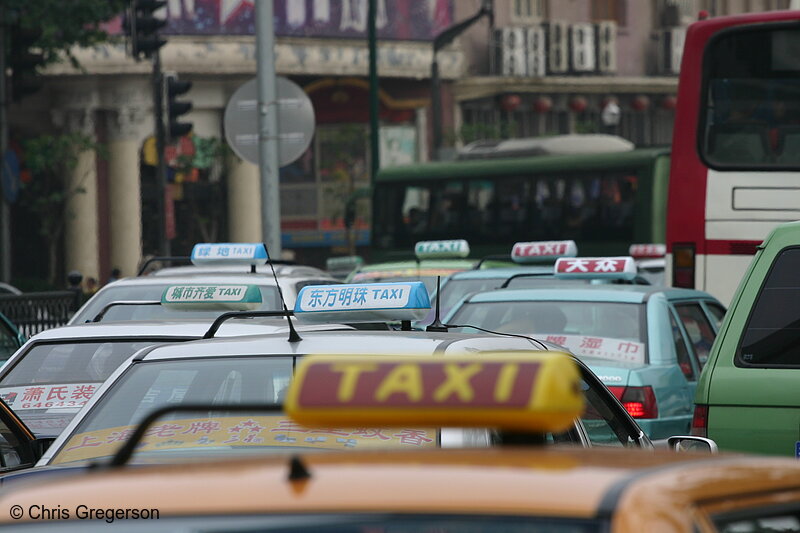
[72,284,282,323]
[0,341,156,435]
[739,247,800,366]
[450,301,647,364]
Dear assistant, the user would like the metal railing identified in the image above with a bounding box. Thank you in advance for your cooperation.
[0,291,81,337]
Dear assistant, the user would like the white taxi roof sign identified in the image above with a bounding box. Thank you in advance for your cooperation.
[190,243,268,266]
[511,240,578,263]
[294,282,430,323]
[628,244,666,259]
[285,352,583,433]
[161,284,262,310]
[414,240,470,259]
[554,256,637,280]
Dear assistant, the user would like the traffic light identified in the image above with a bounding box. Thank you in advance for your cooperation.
[8,24,45,101]
[125,0,167,60]
[166,75,193,139]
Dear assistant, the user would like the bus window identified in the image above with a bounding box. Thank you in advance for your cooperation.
[702,27,800,168]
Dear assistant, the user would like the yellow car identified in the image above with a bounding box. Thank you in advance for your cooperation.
[1,354,799,533]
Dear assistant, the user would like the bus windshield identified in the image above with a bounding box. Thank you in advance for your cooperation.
[373,147,669,258]
[702,26,800,168]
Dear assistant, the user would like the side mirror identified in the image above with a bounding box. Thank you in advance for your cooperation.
[667,435,718,454]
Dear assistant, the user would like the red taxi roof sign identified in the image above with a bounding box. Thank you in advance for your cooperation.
[628,244,666,259]
[554,256,637,280]
[511,240,577,263]
[285,353,583,433]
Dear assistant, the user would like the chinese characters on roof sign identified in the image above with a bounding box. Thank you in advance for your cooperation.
[285,353,583,433]
[52,416,436,465]
[190,243,269,266]
[414,239,470,259]
[161,285,262,310]
[511,240,578,263]
[554,256,637,280]
[628,244,666,259]
[294,282,430,322]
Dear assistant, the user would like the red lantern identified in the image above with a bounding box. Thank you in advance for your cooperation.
[661,95,677,110]
[631,95,651,111]
[501,94,522,112]
[533,96,553,113]
[600,96,618,109]
[569,96,588,113]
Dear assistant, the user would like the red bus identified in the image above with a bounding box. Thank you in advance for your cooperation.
[668,10,800,304]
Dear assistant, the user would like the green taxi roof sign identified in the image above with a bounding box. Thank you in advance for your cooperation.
[414,239,470,259]
[161,284,262,311]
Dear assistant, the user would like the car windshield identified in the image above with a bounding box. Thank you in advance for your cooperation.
[49,357,434,465]
[0,341,156,436]
[72,284,282,323]
[450,301,647,364]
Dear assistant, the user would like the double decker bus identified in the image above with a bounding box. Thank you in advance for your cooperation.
[668,10,800,304]
[371,134,670,262]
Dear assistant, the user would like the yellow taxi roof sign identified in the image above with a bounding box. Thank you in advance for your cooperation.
[285,352,583,434]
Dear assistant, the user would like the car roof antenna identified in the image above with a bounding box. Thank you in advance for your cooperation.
[426,276,448,332]
[264,242,302,343]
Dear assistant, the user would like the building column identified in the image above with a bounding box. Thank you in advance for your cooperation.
[226,155,262,242]
[105,105,148,277]
[61,109,100,283]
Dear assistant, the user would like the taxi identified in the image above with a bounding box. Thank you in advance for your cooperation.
[444,256,726,440]
[630,243,666,285]
[0,283,352,439]
[3,354,799,532]
[347,240,478,294]
[69,243,339,324]
[694,220,800,456]
[430,240,588,320]
[0,281,663,486]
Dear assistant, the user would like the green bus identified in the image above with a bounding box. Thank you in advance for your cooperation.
[371,137,670,261]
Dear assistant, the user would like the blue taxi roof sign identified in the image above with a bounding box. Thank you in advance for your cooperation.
[190,243,269,266]
[294,282,431,323]
[161,284,263,310]
[554,256,637,280]
[414,239,470,259]
[511,240,577,263]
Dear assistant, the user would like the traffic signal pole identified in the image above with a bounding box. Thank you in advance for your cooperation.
[255,0,281,257]
[152,51,170,256]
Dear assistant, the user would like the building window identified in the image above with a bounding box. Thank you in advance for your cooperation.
[512,0,547,21]
[592,0,627,26]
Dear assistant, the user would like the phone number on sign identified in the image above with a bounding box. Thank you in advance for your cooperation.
[20,400,86,409]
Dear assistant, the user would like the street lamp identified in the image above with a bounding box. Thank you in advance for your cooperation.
[431,0,493,160]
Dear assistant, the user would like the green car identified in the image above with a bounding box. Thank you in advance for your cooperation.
[694,220,800,456]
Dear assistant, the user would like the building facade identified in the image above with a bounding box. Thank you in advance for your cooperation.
[6,0,795,285]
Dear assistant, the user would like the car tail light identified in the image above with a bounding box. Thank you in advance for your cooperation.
[619,386,658,419]
[691,404,708,437]
[607,386,625,401]
[672,243,696,289]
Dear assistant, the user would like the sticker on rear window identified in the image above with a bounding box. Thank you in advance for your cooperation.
[0,383,101,410]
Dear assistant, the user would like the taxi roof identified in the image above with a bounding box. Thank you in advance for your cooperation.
[463,285,717,305]
[26,319,353,342]
[135,330,546,362]
[152,264,333,279]
[447,265,553,281]
[354,259,477,273]
[5,447,795,523]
